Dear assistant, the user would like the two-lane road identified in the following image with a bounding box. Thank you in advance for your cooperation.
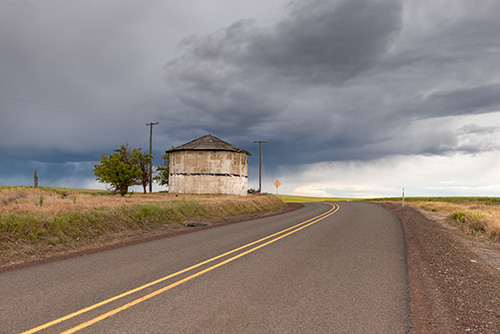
[0,202,410,333]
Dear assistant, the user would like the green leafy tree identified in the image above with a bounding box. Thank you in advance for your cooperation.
[93,143,144,196]
[154,146,174,187]
[132,148,153,194]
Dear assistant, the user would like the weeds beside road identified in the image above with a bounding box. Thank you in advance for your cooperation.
[4,189,500,272]
[391,198,500,242]
[0,187,287,269]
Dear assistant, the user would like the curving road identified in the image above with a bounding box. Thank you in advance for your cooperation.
[0,202,410,333]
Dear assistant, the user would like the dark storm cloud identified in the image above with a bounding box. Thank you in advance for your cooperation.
[2,0,500,191]
[162,0,500,165]
[0,1,174,187]
[251,0,401,82]
[163,0,404,157]
[166,0,402,90]
[415,84,500,118]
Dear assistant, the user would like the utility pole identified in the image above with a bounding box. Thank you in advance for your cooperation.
[253,140,267,193]
[146,122,159,193]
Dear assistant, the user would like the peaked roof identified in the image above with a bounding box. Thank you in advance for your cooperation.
[167,134,251,155]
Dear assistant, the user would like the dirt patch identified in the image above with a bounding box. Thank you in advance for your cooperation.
[0,203,302,273]
[383,203,500,333]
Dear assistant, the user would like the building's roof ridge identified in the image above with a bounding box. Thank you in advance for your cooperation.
[167,134,251,155]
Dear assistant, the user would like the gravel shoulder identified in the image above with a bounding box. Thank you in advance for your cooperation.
[383,203,500,333]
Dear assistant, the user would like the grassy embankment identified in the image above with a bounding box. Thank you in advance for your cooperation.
[399,197,500,241]
[281,194,500,241]
[0,187,286,266]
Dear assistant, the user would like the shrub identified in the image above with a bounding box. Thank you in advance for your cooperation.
[451,210,486,235]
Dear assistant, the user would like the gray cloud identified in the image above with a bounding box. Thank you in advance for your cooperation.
[1,0,500,193]
[163,0,404,159]
[161,0,500,165]
[458,124,499,135]
[415,84,500,118]
[165,0,403,94]
[251,0,402,82]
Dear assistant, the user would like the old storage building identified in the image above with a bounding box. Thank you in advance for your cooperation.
[168,134,251,195]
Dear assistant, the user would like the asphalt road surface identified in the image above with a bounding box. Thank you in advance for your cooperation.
[0,202,410,333]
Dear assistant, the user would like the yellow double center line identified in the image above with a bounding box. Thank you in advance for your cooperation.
[21,203,339,334]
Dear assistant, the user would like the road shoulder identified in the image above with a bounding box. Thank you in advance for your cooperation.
[383,203,500,333]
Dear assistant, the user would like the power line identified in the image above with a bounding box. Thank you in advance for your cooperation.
[0,95,147,122]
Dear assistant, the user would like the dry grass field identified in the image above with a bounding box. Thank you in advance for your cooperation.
[406,199,500,241]
[372,197,500,242]
[0,186,252,215]
[0,187,286,268]
[4,188,500,268]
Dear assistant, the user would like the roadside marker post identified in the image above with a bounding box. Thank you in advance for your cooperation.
[402,188,405,207]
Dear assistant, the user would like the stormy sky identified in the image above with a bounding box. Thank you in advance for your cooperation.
[1,0,500,197]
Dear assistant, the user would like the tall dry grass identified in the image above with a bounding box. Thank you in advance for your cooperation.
[0,187,286,267]
[408,200,500,241]
[0,187,245,216]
